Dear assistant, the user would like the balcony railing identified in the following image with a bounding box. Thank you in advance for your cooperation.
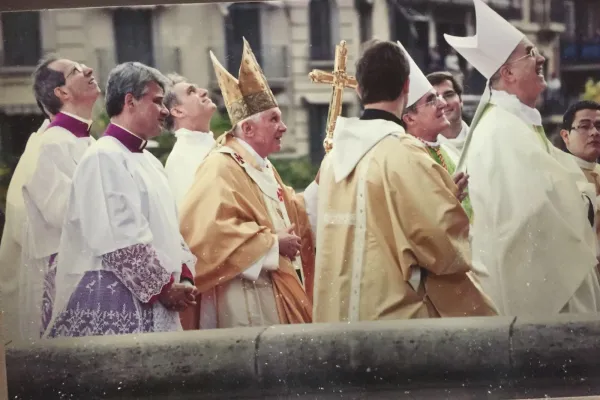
[561,39,600,66]
[207,45,290,91]
[94,46,182,91]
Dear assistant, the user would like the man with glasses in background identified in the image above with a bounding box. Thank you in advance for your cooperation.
[427,71,468,160]
[0,55,100,343]
[445,0,600,316]
[559,101,600,264]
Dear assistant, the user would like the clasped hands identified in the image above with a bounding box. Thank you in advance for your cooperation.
[159,281,199,312]
[278,223,301,261]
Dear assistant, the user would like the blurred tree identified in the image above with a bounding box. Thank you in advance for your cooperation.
[581,78,600,103]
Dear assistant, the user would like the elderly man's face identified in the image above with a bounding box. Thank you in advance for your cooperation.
[244,108,287,157]
[131,81,169,138]
[50,58,100,105]
[504,39,547,98]
[561,108,600,163]
[403,89,450,140]
[172,81,216,123]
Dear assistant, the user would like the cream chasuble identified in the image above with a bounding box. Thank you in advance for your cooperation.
[0,119,49,343]
[313,114,497,323]
[466,89,600,316]
[164,128,216,208]
[572,156,600,257]
[179,134,315,329]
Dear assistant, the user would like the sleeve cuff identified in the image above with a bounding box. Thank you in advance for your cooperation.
[148,275,175,304]
[180,263,194,285]
[241,261,262,281]
[262,237,279,270]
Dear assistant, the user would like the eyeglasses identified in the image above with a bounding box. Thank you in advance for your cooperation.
[506,47,541,65]
[65,63,86,79]
[414,93,445,109]
[570,122,600,134]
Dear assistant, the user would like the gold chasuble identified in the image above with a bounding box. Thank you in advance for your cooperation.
[313,114,497,322]
[178,38,314,329]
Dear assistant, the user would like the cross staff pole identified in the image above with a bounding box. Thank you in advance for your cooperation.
[308,40,357,153]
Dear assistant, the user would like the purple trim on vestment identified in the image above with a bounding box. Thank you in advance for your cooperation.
[103,123,148,153]
[47,112,91,138]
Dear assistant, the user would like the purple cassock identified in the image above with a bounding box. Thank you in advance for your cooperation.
[44,123,194,338]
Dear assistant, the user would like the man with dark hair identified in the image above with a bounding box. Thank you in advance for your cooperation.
[0,54,100,343]
[312,40,496,322]
[560,100,600,256]
[426,71,469,157]
[44,62,198,338]
[163,73,217,208]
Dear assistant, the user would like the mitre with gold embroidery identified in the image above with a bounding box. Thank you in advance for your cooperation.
[210,37,278,126]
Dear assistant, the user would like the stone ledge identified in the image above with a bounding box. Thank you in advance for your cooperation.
[7,315,600,399]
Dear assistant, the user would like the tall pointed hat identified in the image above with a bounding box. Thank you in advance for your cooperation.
[443,0,524,80]
[210,37,278,126]
[396,40,433,107]
[443,0,524,171]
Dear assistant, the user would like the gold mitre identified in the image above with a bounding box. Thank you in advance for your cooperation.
[210,37,278,126]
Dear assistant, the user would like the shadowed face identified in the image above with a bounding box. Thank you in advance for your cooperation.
[561,109,600,163]
[50,58,100,105]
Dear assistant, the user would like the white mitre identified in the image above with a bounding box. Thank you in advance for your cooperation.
[443,0,524,80]
[396,40,433,107]
[441,0,525,171]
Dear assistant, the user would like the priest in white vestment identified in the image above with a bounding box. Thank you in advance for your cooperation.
[44,62,198,338]
[559,100,600,258]
[445,0,600,316]
[163,74,217,208]
[313,40,497,323]
[1,55,101,343]
[179,38,319,330]
[426,71,469,160]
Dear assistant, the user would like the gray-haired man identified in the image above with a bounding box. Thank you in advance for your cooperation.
[44,62,198,338]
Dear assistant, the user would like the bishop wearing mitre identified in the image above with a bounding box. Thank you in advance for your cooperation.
[179,38,318,329]
[444,0,600,316]
[312,39,497,322]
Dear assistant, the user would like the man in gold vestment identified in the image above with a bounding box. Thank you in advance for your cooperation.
[559,100,600,260]
[313,40,497,322]
[179,38,318,329]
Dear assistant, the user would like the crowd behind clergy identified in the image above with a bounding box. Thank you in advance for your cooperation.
[1,0,600,343]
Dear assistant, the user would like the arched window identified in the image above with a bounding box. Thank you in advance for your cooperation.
[309,0,337,61]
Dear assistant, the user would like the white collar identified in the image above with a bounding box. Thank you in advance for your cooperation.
[573,155,598,171]
[489,89,542,126]
[235,137,268,169]
[111,122,146,141]
[174,127,215,141]
[61,111,93,128]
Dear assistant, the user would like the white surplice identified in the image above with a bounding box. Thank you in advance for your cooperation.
[438,120,468,161]
[467,89,600,316]
[46,134,192,336]
[0,120,49,343]
[164,128,216,208]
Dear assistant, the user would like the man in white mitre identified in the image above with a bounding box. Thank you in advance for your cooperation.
[44,62,198,338]
[0,55,101,343]
[312,40,497,323]
[397,41,473,223]
[559,101,600,259]
[179,38,318,329]
[445,0,600,316]
[163,73,217,208]
[426,71,469,159]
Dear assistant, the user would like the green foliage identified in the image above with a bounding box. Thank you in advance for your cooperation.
[271,157,319,189]
[581,78,600,102]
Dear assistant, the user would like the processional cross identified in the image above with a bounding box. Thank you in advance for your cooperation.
[309,40,357,153]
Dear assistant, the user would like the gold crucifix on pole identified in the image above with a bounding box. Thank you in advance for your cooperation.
[309,40,357,153]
